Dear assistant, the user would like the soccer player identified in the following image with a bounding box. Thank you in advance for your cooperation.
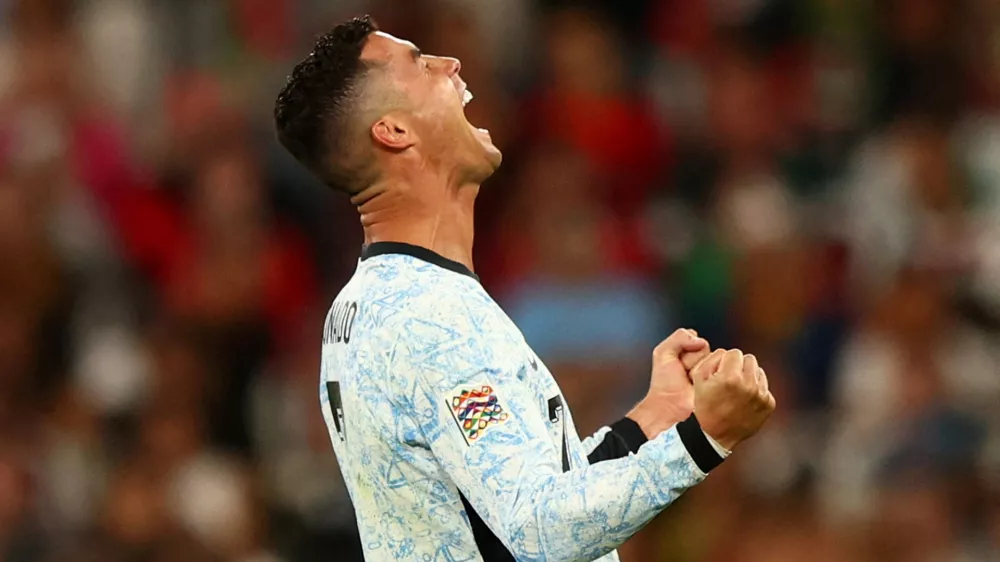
[273,15,775,562]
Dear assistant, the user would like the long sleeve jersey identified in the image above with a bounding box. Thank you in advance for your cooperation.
[319,242,725,562]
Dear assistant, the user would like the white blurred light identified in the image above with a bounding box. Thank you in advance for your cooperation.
[75,327,150,416]
[169,454,250,553]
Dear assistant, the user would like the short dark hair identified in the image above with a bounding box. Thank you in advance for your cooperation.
[274,15,380,193]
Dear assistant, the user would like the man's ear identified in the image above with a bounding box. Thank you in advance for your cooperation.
[371,112,416,151]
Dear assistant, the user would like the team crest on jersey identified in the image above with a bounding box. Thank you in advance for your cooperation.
[447,385,510,444]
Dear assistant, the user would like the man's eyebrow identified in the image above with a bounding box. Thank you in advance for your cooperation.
[410,47,422,61]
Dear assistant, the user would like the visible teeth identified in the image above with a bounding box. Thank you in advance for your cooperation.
[462,89,473,107]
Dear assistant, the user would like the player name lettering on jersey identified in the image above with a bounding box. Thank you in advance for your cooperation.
[323,300,358,345]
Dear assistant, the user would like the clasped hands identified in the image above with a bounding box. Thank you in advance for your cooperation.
[628,329,776,451]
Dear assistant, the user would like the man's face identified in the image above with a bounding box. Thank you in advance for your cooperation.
[361,32,501,181]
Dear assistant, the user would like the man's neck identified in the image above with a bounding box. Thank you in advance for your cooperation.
[352,178,479,272]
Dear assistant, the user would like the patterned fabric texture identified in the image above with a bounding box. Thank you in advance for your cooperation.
[320,251,707,561]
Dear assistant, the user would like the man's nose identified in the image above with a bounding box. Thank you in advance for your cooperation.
[434,56,461,76]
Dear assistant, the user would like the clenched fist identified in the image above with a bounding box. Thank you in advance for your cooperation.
[629,328,711,438]
[648,329,711,418]
[689,349,775,451]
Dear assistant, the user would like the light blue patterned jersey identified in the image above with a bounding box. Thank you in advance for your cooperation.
[319,243,716,562]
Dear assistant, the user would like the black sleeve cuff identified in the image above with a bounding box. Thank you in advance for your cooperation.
[676,414,725,474]
[587,417,650,464]
[611,417,648,454]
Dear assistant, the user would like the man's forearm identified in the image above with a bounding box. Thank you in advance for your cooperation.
[580,398,688,464]
[624,401,732,463]
[502,423,724,561]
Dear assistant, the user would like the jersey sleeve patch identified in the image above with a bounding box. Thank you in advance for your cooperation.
[447,385,510,445]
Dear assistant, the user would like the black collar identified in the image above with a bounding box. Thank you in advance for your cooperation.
[361,242,479,282]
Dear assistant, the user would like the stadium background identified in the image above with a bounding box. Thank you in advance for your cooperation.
[1,0,1000,560]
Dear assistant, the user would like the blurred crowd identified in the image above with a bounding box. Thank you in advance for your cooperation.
[0,0,999,561]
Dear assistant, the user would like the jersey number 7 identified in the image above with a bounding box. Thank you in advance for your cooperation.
[326,381,346,442]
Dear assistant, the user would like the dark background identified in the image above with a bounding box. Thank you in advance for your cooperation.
[1,0,999,560]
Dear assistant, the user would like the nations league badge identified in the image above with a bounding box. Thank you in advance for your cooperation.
[447,385,510,445]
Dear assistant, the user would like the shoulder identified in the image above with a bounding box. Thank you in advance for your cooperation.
[360,255,490,323]
[355,255,503,355]
[358,260,516,386]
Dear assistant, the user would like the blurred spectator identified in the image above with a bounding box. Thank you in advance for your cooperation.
[519,7,667,274]
[821,269,998,524]
[0,0,999,560]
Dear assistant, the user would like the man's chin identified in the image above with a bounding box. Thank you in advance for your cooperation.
[484,143,502,171]
[474,128,502,172]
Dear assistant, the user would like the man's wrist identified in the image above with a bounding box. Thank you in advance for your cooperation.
[703,430,731,458]
[676,414,727,473]
[627,399,689,440]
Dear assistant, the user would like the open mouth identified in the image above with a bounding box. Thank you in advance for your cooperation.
[458,84,489,136]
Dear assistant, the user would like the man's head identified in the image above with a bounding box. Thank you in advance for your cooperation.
[274,15,500,195]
